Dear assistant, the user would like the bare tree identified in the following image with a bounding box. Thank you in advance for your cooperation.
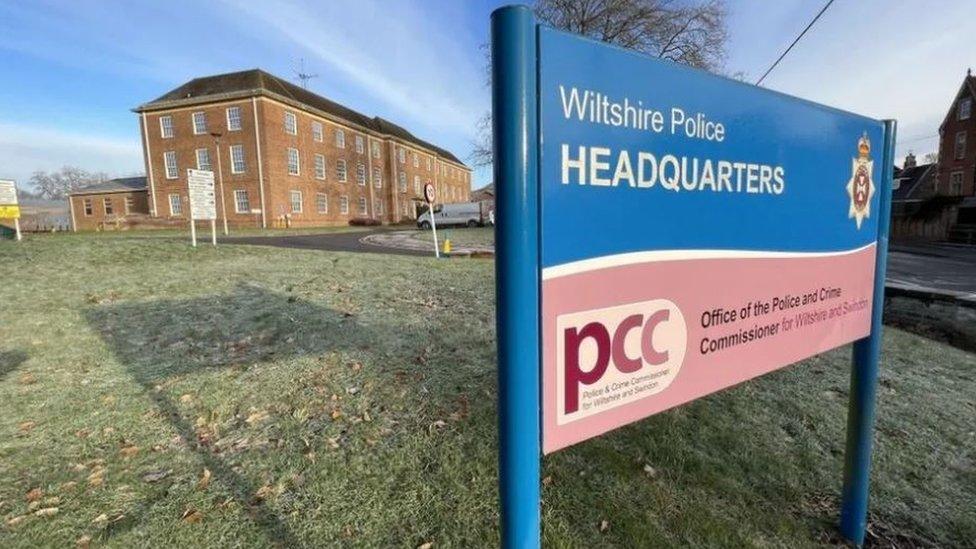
[923,152,938,164]
[29,166,109,200]
[470,0,728,168]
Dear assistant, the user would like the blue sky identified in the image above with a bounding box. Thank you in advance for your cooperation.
[1,0,973,191]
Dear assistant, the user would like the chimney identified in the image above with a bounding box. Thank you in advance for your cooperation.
[903,151,916,169]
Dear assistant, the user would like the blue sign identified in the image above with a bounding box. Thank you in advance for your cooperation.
[492,5,894,548]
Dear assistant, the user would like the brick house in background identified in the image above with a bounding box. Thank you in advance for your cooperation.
[68,177,149,231]
[936,69,975,197]
[131,69,471,229]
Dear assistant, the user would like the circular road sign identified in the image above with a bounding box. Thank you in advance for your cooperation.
[423,183,436,204]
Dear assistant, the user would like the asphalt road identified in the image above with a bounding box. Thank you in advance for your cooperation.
[222,230,976,300]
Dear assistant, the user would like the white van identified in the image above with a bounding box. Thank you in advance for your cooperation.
[417,202,484,229]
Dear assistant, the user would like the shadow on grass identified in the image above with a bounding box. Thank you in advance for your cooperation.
[84,284,430,547]
[0,349,28,381]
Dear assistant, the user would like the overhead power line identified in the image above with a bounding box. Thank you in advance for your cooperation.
[756,0,836,86]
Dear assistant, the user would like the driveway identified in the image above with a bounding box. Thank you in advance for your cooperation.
[221,229,429,257]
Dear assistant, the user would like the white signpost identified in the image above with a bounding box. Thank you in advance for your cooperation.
[187,169,217,247]
[423,183,440,258]
[0,179,21,242]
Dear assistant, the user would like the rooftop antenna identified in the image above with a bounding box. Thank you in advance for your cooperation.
[294,58,318,89]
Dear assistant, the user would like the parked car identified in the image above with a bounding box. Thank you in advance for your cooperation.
[417,202,486,229]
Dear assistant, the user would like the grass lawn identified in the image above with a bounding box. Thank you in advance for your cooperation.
[411,226,495,250]
[0,232,973,547]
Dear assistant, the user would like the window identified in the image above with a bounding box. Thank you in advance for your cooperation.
[960,98,972,121]
[192,111,207,135]
[125,196,135,214]
[169,194,182,216]
[316,192,328,213]
[335,129,345,148]
[195,148,212,172]
[312,121,323,142]
[290,190,303,213]
[230,145,246,173]
[374,199,383,215]
[234,189,250,213]
[426,157,432,170]
[398,172,407,192]
[373,167,382,188]
[413,153,419,168]
[355,135,364,154]
[372,141,380,159]
[356,163,366,185]
[948,171,963,194]
[337,159,348,182]
[102,197,114,215]
[159,116,174,138]
[414,175,421,194]
[284,111,297,135]
[287,148,300,175]
[226,106,242,131]
[164,151,178,179]
[83,198,93,216]
[340,195,349,214]
[358,197,367,215]
[314,154,326,180]
[955,131,967,160]
[398,148,405,164]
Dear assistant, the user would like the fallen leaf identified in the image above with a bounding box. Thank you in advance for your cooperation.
[18,372,36,385]
[254,484,274,501]
[349,362,363,371]
[142,470,170,483]
[330,409,342,420]
[599,519,610,533]
[181,508,203,523]
[76,535,92,549]
[75,429,90,439]
[42,497,60,506]
[101,395,116,406]
[417,542,434,549]
[542,476,553,486]
[88,469,105,487]
[92,513,109,525]
[119,445,139,459]
[25,488,43,503]
[17,421,36,435]
[643,464,657,477]
[196,468,212,491]
[179,394,193,404]
[6,515,25,527]
[33,507,59,517]
[346,387,359,395]
[60,481,78,492]
[246,410,269,425]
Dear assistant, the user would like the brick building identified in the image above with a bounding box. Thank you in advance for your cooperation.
[68,177,150,231]
[133,69,472,228]
[936,69,975,197]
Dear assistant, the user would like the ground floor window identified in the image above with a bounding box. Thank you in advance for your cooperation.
[290,190,303,213]
[234,189,250,213]
[316,192,328,213]
[83,198,93,216]
[340,195,349,214]
[358,197,367,215]
[374,199,383,215]
[169,194,182,216]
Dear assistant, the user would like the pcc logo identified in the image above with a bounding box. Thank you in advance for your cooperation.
[555,299,687,424]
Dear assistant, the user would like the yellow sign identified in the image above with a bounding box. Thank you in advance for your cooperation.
[0,205,19,219]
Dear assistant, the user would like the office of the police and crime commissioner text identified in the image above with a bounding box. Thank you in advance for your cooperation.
[557,85,786,194]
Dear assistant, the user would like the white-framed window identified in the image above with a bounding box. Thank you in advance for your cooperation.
[340,195,349,214]
[373,167,382,188]
[335,129,345,148]
[397,147,405,164]
[290,190,303,213]
[83,198,93,216]
[195,148,212,171]
[356,163,366,185]
[374,199,383,215]
[164,151,178,179]
[414,175,421,194]
[287,147,300,175]
[312,121,323,142]
[358,197,367,215]
[192,111,207,135]
[226,106,242,131]
[169,193,182,215]
[337,159,348,182]
[960,97,972,121]
[355,135,364,154]
[955,131,967,160]
[316,192,328,213]
[413,152,419,168]
[230,144,245,173]
[949,171,964,194]
[234,189,250,213]
[103,197,114,215]
[284,111,297,135]
[314,154,326,180]
[159,115,174,138]
[426,157,432,171]
[398,172,407,192]
[372,141,380,159]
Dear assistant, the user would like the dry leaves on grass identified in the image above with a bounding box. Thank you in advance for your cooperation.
[76,535,92,549]
[181,508,203,523]
[245,410,269,425]
[18,372,36,385]
[33,507,59,517]
[119,445,140,459]
[599,519,610,533]
[417,542,434,549]
[25,487,43,503]
[196,468,212,491]
[141,470,170,483]
[17,421,36,435]
[88,467,106,487]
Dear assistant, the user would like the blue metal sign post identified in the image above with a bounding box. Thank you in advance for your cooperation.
[491,4,894,547]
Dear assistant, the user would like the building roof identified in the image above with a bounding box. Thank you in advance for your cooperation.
[134,69,467,167]
[939,71,976,131]
[471,183,494,202]
[70,176,147,196]
[892,163,935,201]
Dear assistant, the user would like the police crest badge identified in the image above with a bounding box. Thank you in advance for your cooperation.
[846,133,874,229]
